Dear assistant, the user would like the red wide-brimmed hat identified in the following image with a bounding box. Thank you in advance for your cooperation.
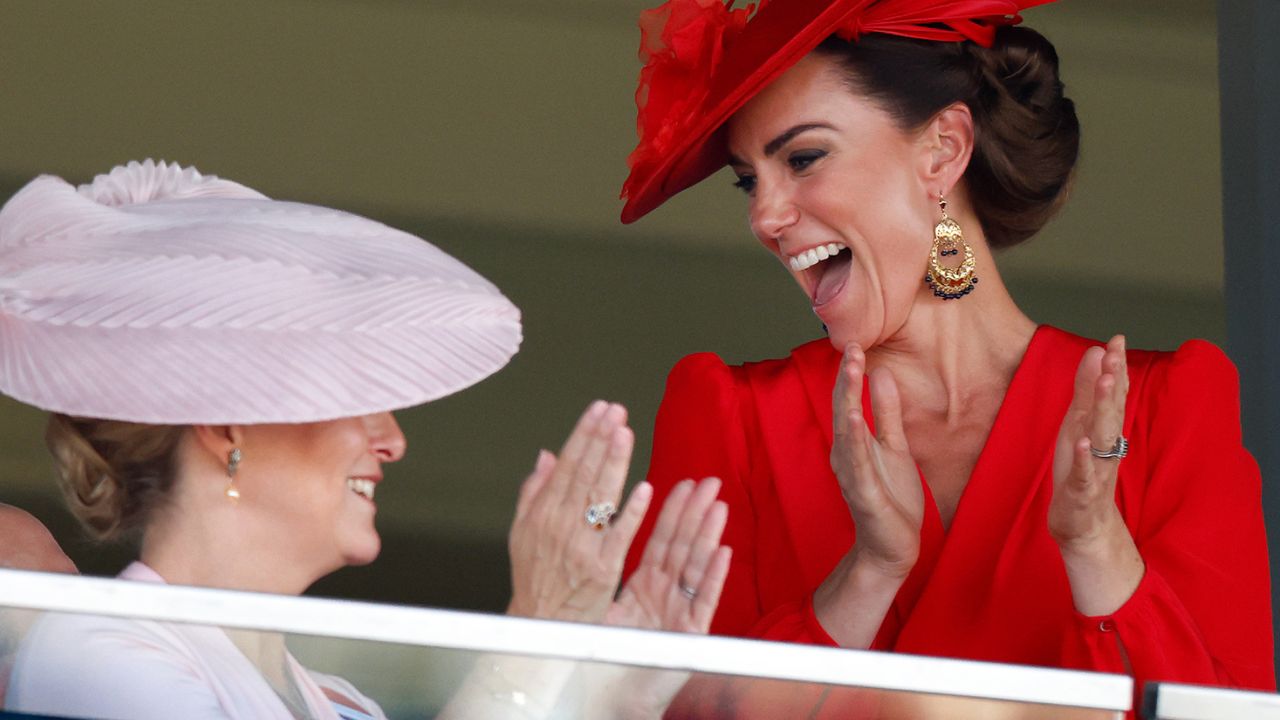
[619,0,1057,224]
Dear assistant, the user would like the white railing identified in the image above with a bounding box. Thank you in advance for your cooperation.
[0,567,1132,716]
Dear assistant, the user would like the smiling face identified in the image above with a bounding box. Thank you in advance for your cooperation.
[233,413,406,575]
[727,53,941,349]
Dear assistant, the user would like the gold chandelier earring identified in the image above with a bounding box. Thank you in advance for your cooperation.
[924,196,978,300]
[225,448,242,500]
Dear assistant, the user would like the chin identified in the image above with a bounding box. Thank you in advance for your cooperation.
[822,318,872,353]
[343,535,382,567]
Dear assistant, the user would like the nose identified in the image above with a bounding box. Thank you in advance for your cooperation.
[749,182,800,253]
[365,412,407,462]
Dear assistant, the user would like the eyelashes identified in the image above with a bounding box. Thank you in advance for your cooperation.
[787,149,826,172]
[731,149,829,195]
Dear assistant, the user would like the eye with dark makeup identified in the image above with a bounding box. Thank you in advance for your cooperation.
[787,149,826,172]
[730,147,826,195]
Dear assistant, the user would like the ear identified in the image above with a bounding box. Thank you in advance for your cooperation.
[190,425,245,465]
[919,102,975,198]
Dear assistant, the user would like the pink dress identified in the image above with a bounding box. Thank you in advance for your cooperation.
[4,562,385,720]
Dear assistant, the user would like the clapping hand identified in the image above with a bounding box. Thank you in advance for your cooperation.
[1049,336,1130,548]
[829,343,924,579]
[1049,335,1144,616]
[506,401,731,631]
[506,401,650,623]
[606,477,730,633]
[598,477,730,720]
[504,400,732,720]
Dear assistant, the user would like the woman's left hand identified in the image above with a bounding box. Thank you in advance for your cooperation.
[606,476,731,633]
[1048,335,1145,616]
[599,477,731,720]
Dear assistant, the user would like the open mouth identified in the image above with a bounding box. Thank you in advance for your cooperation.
[346,477,377,502]
[787,243,852,307]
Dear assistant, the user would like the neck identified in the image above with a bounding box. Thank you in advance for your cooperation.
[867,253,1036,421]
[138,482,328,597]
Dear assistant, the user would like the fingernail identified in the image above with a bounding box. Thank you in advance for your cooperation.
[536,449,554,470]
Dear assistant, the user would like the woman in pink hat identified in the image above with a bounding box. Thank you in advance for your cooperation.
[0,160,731,720]
[618,0,1273,713]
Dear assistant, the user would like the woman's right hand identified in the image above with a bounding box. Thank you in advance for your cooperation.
[506,401,650,624]
[816,344,923,647]
[828,343,924,579]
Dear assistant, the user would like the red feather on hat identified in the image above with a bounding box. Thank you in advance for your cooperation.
[620,0,1059,223]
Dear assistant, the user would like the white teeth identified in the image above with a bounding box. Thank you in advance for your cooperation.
[346,477,376,501]
[788,243,846,271]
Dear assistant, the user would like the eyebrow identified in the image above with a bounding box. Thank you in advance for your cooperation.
[765,123,834,156]
[729,123,836,166]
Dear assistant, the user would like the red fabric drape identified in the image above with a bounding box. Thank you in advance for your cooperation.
[624,326,1274,717]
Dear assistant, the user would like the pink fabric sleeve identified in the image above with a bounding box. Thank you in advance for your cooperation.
[5,614,236,720]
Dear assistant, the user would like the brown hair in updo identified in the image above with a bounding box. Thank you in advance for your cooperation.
[814,26,1079,249]
[45,415,187,541]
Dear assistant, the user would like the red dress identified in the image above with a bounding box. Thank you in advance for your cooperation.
[625,326,1273,715]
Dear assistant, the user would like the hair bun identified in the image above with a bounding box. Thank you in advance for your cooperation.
[76,159,265,207]
[971,26,1066,112]
[964,25,1080,248]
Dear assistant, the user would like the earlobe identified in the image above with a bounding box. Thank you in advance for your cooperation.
[191,425,247,499]
[191,425,243,459]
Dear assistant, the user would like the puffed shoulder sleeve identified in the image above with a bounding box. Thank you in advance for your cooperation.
[624,353,762,637]
[1063,340,1275,691]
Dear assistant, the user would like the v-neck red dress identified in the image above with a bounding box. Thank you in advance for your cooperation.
[625,326,1273,713]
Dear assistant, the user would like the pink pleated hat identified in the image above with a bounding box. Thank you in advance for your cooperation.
[0,160,522,425]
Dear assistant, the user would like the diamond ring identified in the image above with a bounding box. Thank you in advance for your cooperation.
[585,502,616,531]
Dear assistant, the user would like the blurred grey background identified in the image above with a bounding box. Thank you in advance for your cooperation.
[0,1,1233,614]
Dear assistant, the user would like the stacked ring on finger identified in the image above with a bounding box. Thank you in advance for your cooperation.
[585,501,616,531]
[1089,435,1129,460]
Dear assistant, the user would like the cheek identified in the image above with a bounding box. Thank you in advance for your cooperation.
[311,425,367,473]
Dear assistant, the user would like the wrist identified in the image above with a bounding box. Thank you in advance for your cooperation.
[1053,509,1129,560]
[1055,518,1145,617]
[848,543,916,583]
[812,545,910,648]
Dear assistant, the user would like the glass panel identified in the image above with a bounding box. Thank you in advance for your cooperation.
[1143,682,1280,720]
[0,569,1129,720]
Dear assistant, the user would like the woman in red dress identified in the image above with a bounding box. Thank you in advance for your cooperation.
[619,0,1274,712]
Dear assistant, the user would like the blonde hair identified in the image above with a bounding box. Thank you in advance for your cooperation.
[45,414,187,541]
